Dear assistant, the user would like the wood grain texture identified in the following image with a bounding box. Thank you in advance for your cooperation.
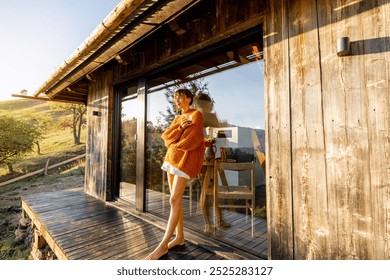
[21,189,255,260]
[265,0,294,260]
[288,0,329,260]
[266,0,389,259]
[317,0,390,260]
[85,71,113,200]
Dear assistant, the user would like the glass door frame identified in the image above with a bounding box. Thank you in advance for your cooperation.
[112,79,147,212]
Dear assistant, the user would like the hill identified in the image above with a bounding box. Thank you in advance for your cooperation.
[0,99,48,112]
[0,99,49,111]
[0,98,86,180]
[0,98,64,119]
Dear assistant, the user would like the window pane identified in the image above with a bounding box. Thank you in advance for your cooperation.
[146,59,265,258]
[119,91,138,205]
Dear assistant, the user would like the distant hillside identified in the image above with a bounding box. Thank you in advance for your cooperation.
[0,99,55,119]
[0,99,47,111]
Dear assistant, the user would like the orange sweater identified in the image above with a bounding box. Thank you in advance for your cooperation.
[162,110,205,178]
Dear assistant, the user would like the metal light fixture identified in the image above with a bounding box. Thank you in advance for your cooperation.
[337,37,351,56]
[115,54,128,65]
[168,19,186,35]
[86,73,95,81]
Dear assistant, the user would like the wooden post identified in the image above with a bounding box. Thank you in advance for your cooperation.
[44,158,50,176]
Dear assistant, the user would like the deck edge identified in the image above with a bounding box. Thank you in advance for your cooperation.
[21,197,69,260]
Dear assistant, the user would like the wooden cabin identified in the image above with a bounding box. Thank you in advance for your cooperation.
[25,0,389,260]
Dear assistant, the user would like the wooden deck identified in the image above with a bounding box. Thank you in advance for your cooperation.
[121,184,268,259]
[21,188,264,260]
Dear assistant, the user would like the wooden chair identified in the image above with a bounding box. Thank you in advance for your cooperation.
[213,160,255,237]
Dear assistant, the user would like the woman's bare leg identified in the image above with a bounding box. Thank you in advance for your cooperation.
[167,173,185,249]
[145,174,188,260]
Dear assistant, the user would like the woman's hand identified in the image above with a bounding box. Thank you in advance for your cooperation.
[180,115,192,129]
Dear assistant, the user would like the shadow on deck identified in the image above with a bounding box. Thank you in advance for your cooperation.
[21,188,264,260]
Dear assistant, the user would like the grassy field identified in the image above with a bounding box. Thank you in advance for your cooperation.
[0,99,86,179]
[0,129,86,177]
[0,99,48,111]
[0,99,53,118]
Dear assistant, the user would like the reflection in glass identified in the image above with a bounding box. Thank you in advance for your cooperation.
[146,60,265,257]
[119,95,138,204]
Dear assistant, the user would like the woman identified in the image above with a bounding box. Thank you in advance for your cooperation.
[146,88,205,260]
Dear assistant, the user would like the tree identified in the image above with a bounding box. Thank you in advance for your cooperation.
[0,115,41,173]
[159,78,212,127]
[25,111,52,154]
[120,117,137,183]
[50,103,87,145]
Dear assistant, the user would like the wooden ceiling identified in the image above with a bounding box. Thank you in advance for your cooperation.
[147,34,263,90]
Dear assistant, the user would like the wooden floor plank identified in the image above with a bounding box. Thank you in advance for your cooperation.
[23,191,247,259]
[22,188,265,260]
[59,217,155,253]
[47,210,125,235]
[144,187,268,258]
[50,212,134,235]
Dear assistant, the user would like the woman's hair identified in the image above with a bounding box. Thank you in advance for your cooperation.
[174,88,194,106]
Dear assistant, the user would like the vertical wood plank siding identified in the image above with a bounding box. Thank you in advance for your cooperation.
[370,0,390,260]
[85,71,113,200]
[266,0,390,259]
[318,0,390,260]
[265,0,294,259]
[289,0,329,260]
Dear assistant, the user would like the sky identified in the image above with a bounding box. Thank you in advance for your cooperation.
[0,0,120,101]
[145,61,265,129]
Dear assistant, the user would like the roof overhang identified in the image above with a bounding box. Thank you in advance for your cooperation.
[33,0,203,103]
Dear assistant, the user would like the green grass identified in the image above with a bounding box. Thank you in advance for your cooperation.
[0,99,54,119]
[0,128,86,178]
[0,162,85,196]
[37,128,86,155]
[0,98,87,179]
[0,99,47,111]
[0,235,31,260]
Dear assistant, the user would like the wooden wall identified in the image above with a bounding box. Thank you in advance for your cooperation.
[265,0,390,259]
[84,71,114,200]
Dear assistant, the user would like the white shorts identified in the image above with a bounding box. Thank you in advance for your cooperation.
[161,161,190,179]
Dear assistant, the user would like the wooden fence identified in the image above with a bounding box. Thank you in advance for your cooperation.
[0,154,85,187]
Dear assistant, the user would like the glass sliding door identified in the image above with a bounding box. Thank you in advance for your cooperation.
[119,87,139,206]
[145,34,267,258]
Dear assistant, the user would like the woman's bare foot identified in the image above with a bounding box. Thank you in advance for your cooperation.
[145,244,168,260]
[168,237,185,249]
